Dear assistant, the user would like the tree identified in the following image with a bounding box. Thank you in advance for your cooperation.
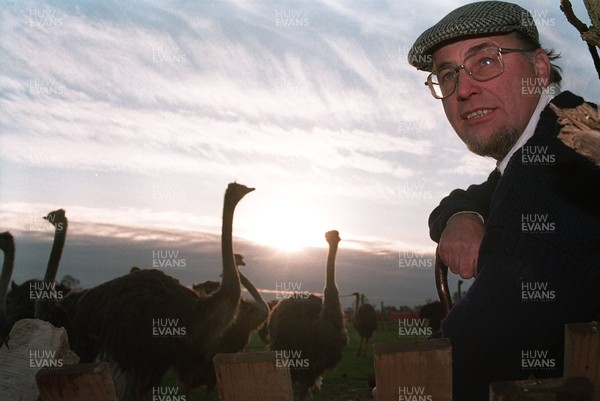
[560,0,600,78]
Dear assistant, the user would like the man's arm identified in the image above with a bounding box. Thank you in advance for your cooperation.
[429,169,500,242]
[429,169,500,278]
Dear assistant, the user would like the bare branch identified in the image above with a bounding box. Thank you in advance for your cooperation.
[560,0,589,33]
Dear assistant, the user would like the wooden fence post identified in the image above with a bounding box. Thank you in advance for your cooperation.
[36,362,119,401]
[373,338,452,401]
[564,321,600,401]
[213,351,294,401]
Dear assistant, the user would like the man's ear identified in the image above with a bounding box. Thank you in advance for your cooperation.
[532,49,551,86]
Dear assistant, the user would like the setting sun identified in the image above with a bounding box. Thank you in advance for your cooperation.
[240,198,330,252]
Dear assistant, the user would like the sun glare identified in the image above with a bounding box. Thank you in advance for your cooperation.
[241,199,329,253]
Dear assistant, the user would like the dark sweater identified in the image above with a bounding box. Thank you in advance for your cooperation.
[429,91,600,401]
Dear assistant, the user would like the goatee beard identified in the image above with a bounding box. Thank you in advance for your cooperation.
[467,128,521,160]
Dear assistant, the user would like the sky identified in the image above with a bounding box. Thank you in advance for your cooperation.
[0,0,598,308]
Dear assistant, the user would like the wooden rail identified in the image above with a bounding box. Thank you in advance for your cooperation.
[490,376,593,400]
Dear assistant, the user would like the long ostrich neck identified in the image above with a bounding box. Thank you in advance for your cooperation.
[354,294,360,314]
[36,217,67,319]
[0,242,15,316]
[323,241,340,310]
[219,198,240,295]
[196,191,244,354]
[326,242,338,289]
[44,220,67,283]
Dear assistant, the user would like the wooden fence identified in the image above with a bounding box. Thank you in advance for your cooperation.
[3,319,597,401]
[372,321,599,401]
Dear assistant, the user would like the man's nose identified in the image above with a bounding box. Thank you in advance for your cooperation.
[455,69,481,100]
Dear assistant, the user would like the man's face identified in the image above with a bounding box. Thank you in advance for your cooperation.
[432,33,550,160]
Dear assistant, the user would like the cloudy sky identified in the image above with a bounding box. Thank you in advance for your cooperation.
[0,0,597,307]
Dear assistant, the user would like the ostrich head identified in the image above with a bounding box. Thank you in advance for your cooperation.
[44,209,67,231]
[0,232,15,254]
[225,183,254,205]
[325,230,340,245]
[234,254,245,267]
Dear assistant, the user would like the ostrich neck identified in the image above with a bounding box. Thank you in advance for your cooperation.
[326,243,338,288]
[219,199,240,295]
[239,272,265,306]
[354,295,360,313]
[0,248,15,315]
[44,222,67,283]
[323,242,340,309]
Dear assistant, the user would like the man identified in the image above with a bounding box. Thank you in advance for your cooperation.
[407,1,600,400]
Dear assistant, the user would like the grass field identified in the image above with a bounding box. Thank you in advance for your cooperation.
[155,322,408,401]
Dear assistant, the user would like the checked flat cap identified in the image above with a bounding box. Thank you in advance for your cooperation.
[408,1,539,71]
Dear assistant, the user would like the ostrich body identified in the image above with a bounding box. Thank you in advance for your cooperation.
[192,254,270,393]
[0,232,15,341]
[268,230,348,399]
[66,182,253,400]
[418,301,444,336]
[6,209,70,325]
[352,292,377,357]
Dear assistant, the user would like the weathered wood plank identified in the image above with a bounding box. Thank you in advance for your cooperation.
[36,362,118,401]
[373,339,452,401]
[490,376,593,401]
[564,321,600,401]
[214,351,294,401]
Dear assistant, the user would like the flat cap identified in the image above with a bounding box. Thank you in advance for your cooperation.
[408,1,539,71]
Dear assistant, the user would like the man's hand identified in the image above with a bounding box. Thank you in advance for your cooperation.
[438,212,484,279]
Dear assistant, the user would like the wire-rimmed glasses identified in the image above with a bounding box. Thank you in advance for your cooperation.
[425,47,534,99]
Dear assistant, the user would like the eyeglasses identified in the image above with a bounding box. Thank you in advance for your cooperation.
[425,47,534,99]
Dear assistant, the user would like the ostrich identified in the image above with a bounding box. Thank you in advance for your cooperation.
[192,253,245,297]
[268,230,348,399]
[418,301,444,337]
[192,279,221,298]
[0,232,15,342]
[65,182,253,400]
[5,209,70,325]
[35,209,68,320]
[192,253,270,393]
[352,292,377,357]
[257,298,280,344]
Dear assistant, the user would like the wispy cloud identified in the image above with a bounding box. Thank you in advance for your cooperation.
[1,0,597,261]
